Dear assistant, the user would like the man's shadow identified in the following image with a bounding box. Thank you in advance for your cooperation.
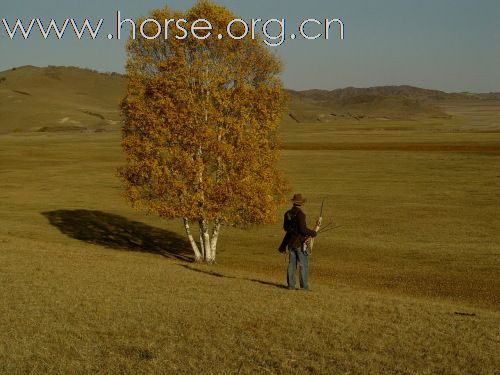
[179,264,289,290]
[42,209,193,262]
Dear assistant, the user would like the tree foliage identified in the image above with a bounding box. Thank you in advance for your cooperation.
[119,1,288,262]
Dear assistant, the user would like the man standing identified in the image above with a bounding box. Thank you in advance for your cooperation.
[280,194,319,291]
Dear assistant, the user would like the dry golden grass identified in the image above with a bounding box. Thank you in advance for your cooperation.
[1,236,498,374]
[0,95,499,373]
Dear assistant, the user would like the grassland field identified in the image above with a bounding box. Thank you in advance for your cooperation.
[0,81,499,374]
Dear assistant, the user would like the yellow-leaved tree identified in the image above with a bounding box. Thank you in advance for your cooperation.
[119,1,288,263]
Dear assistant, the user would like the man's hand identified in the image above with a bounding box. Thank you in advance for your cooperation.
[314,217,322,232]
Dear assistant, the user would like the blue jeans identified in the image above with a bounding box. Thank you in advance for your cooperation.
[287,247,309,289]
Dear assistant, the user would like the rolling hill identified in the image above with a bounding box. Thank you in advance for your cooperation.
[1,65,498,132]
[0,66,125,134]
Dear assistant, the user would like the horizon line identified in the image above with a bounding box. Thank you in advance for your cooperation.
[2,64,499,95]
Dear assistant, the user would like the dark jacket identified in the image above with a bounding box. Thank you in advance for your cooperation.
[279,206,317,251]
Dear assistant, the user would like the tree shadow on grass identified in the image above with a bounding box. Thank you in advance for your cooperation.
[42,209,193,262]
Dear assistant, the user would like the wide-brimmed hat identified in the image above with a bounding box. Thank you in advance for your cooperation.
[291,193,306,204]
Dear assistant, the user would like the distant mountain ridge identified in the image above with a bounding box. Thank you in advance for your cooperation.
[286,85,499,123]
[288,85,499,101]
[1,65,498,132]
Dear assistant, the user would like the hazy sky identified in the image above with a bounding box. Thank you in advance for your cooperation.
[1,0,499,92]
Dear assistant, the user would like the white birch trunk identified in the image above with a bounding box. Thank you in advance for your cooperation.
[199,229,205,260]
[199,219,214,263]
[183,218,202,262]
[210,220,221,260]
